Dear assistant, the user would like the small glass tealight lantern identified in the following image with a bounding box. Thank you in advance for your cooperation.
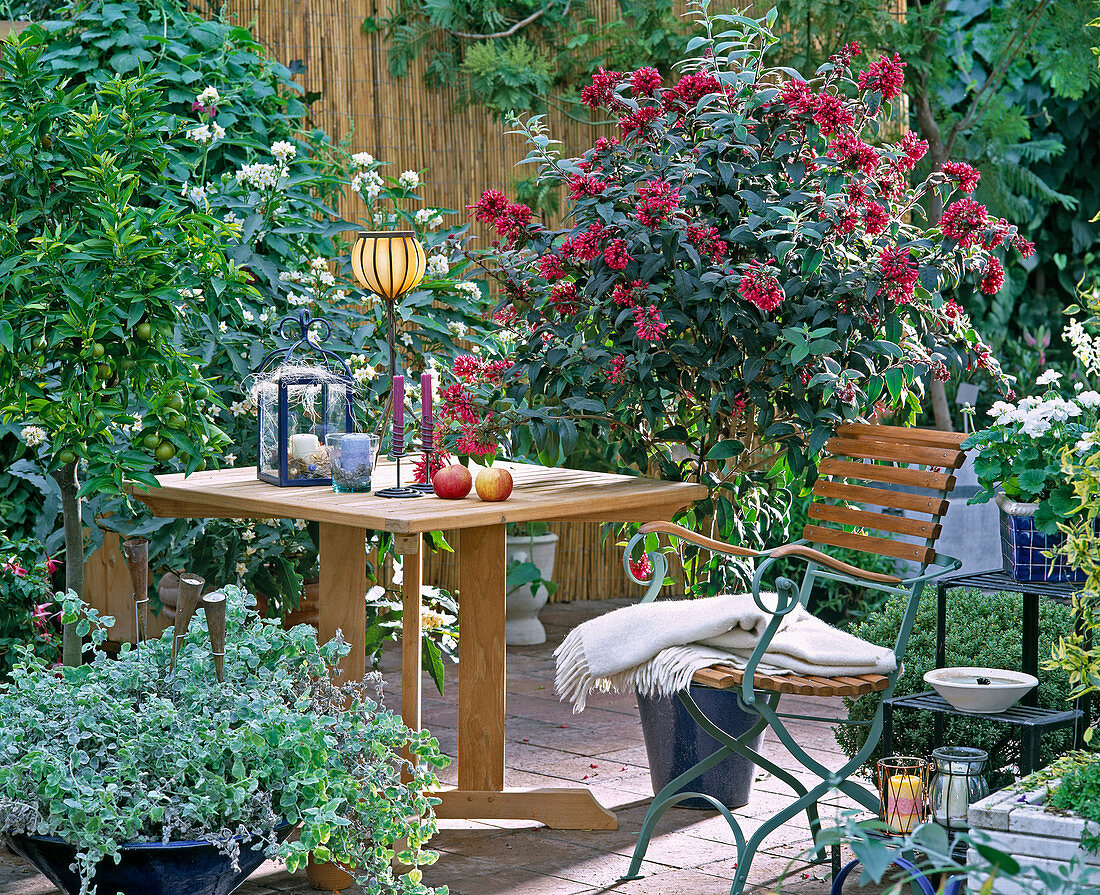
[877,756,929,834]
[326,433,379,493]
[930,746,990,833]
[255,310,353,487]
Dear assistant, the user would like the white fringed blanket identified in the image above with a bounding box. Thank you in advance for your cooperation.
[554,593,896,711]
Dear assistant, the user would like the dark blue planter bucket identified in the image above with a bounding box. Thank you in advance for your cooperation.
[998,504,1084,582]
[636,686,764,809]
[5,825,292,895]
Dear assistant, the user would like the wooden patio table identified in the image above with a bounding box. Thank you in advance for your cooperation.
[130,461,706,830]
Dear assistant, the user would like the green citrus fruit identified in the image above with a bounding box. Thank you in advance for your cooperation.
[193,385,210,401]
[155,442,176,461]
[165,393,184,411]
[96,364,112,380]
[166,412,186,429]
[143,433,160,450]
[58,449,76,465]
[91,342,105,359]
[135,322,153,341]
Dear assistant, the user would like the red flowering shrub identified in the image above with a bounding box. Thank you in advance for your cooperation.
[463,10,1028,493]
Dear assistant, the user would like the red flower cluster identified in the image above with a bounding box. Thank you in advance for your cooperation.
[630,67,662,97]
[412,430,451,484]
[738,259,785,311]
[828,133,878,175]
[457,426,498,457]
[581,68,624,109]
[453,355,485,380]
[632,304,668,342]
[940,198,988,248]
[539,252,566,281]
[779,79,813,114]
[941,161,980,194]
[612,280,643,306]
[569,174,608,199]
[469,190,533,248]
[858,53,906,102]
[667,72,721,108]
[877,246,919,305]
[628,552,652,581]
[635,179,680,228]
[607,354,627,384]
[980,257,1005,295]
[562,222,605,262]
[620,105,661,140]
[550,281,579,315]
[812,93,855,136]
[686,224,728,261]
[604,239,633,270]
[862,202,889,236]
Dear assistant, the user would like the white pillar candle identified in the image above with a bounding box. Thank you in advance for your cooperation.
[290,433,321,460]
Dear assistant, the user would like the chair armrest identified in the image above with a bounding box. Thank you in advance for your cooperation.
[767,543,902,585]
[637,521,759,558]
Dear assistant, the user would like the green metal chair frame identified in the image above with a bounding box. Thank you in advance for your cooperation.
[617,423,967,895]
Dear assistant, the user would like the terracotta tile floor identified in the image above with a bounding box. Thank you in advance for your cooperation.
[0,599,901,895]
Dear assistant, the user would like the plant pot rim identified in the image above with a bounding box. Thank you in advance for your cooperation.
[995,493,1040,515]
[8,821,293,851]
[506,531,559,544]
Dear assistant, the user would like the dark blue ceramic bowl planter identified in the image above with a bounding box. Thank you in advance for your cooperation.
[997,494,1085,582]
[4,825,293,895]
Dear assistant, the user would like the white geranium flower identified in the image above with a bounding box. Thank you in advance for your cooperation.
[1035,370,1063,386]
[270,141,296,164]
[197,86,221,106]
[1076,434,1096,454]
[398,170,420,190]
[352,152,374,168]
[1077,390,1100,408]
[21,425,46,447]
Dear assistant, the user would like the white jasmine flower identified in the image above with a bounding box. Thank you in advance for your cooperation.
[218,321,228,334]
[224,453,238,465]
[223,212,241,226]
[351,170,384,200]
[400,332,414,346]
[211,122,226,141]
[352,151,375,168]
[455,281,481,299]
[319,271,335,286]
[181,183,207,205]
[21,425,46,447]
[241,528,256,542]
[179,287,203,300]
[242,310,255,322]
[353,368,370,384]
[399,170,420,190]
[1035,370,1063,386]
[188,124,213,144]
[415,208,440,228]
[270,141,296,164]
[236,163,282,190]
[235,561,248,579]
[420,607,456,631]
[310,257,328,272]
[259,310,272,324]
[197,86,221,106]
[333,290,349,302]
[448,320,469,338]
[426,255,451,279]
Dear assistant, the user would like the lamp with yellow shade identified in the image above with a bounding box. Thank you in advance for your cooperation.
[350,230,427,492]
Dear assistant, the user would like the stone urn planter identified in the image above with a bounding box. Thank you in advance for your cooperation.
[967,778,1100,894]
[505,531,558,645]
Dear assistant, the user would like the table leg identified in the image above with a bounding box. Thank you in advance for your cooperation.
[435,523,616,830]
[317,523,367,685]
[395,534,422,776]
[1022,591,1038,707]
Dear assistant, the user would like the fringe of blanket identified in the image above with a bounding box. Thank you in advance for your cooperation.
[555,629,729,712]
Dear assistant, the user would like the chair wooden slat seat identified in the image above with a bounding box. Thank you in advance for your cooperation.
[691,665,892,698]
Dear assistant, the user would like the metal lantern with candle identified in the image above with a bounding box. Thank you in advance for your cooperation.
[254,309,354,487]
[877,756,929,835]
[929,746,990,835]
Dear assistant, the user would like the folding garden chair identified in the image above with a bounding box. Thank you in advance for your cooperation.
[619,422,967,895]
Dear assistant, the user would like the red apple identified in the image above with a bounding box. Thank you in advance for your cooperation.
[475,466,513,502]
[432,464,472,499]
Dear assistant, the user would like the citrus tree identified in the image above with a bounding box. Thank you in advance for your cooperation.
[0,38,242,662]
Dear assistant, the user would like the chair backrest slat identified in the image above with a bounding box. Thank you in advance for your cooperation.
[817,457,956,492]
[812,480,950,516]
[807,502,942,540]
[802,524,937,565]
[804,424,966,571]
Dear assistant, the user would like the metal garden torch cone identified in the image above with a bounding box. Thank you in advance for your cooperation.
[170,573,205,676]
[202,593,227,683]
[121,537,149,647]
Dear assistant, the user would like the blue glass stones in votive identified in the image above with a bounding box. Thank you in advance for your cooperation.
[327,433,379,493]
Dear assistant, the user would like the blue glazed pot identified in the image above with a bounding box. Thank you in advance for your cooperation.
[997,494,1084,582]
[636,686,764,809]
[4,825,292,895]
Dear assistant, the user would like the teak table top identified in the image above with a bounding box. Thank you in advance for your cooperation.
[129,462,708,532]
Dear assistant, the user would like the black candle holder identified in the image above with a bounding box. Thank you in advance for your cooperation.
[375,440,423,499]
[410,417,435,494]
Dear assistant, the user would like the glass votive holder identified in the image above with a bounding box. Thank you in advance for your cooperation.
[326,433,378,493]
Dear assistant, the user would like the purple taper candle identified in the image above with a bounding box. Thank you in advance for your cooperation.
[392,374,404,434]
[421,372,433,426]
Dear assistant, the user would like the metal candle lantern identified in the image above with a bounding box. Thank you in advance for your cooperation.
[877,756,929,835]
[255,310,354,487]
[930,746,990,833]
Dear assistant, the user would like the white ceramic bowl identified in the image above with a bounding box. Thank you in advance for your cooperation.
[923,667,1038,714]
